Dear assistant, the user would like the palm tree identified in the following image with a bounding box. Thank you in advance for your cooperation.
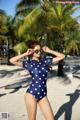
[44,3,80,76]
[0,9,7,44]
[11,0,41,55]
[0,10,18,63]
[15,0,41,18]
[64,23,80,56]
[14,1,80,76]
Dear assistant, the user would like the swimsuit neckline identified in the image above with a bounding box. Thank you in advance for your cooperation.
[31,59,40,62]
[31,58,42,62]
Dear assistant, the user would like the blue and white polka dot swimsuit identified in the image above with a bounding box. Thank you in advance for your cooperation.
[23,55,53,102]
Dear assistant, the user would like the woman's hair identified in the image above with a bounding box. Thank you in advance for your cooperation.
[26,40,52,72]
[26,40,42,59]
[26,40,42,49]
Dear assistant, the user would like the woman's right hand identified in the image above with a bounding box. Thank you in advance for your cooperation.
[24,49,34,56]
[9,48,35,67]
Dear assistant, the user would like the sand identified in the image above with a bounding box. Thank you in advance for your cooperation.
[0,65,80,120]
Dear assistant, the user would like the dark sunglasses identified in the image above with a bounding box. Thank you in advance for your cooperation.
[34,49,43,54]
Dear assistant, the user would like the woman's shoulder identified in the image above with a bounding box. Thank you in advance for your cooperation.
[41,54,53,65]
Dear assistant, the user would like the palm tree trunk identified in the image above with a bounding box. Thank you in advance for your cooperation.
[57,60,64,76]
[57,39,64,77]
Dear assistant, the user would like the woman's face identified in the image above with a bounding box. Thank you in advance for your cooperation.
[33,45,42,58]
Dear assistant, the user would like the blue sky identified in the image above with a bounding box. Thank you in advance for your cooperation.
[0,0,21,16]
[0,0,80,23]
[72,5,80,23]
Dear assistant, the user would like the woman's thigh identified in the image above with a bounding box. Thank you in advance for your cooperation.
[24,92,37,120]
[38,96,55,120]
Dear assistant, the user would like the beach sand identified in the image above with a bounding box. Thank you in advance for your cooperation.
[0,65,80,120]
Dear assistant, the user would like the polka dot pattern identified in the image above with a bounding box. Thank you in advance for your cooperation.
[22,55,53,102]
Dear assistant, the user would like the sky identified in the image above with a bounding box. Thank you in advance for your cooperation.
[0,0,21,16]
[0,0,80,23]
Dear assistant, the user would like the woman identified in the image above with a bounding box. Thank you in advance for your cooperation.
[9,40,65,120]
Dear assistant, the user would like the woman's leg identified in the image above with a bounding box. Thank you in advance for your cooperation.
[38,96,55,120]
[24,92,37,120]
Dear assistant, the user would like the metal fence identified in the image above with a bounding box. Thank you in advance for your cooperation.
[0,45,9,64]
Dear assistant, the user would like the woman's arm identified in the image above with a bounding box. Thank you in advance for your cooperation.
[48,49,65,63]
[42,46,65,63]
[9,49,34,67]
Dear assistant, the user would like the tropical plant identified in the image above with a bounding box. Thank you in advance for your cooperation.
[64,23,80,55]
[14,0,80,76]
[0,9,7,44]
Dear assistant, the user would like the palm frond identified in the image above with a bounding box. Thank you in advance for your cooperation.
[0,9,6,16]
[66,40,79,54]
[18,7,42,37]
[14,42,27,54]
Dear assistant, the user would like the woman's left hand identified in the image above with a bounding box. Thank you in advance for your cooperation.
[42,46,51,53]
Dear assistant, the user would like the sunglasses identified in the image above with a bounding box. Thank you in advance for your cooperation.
[34,49,43,54]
